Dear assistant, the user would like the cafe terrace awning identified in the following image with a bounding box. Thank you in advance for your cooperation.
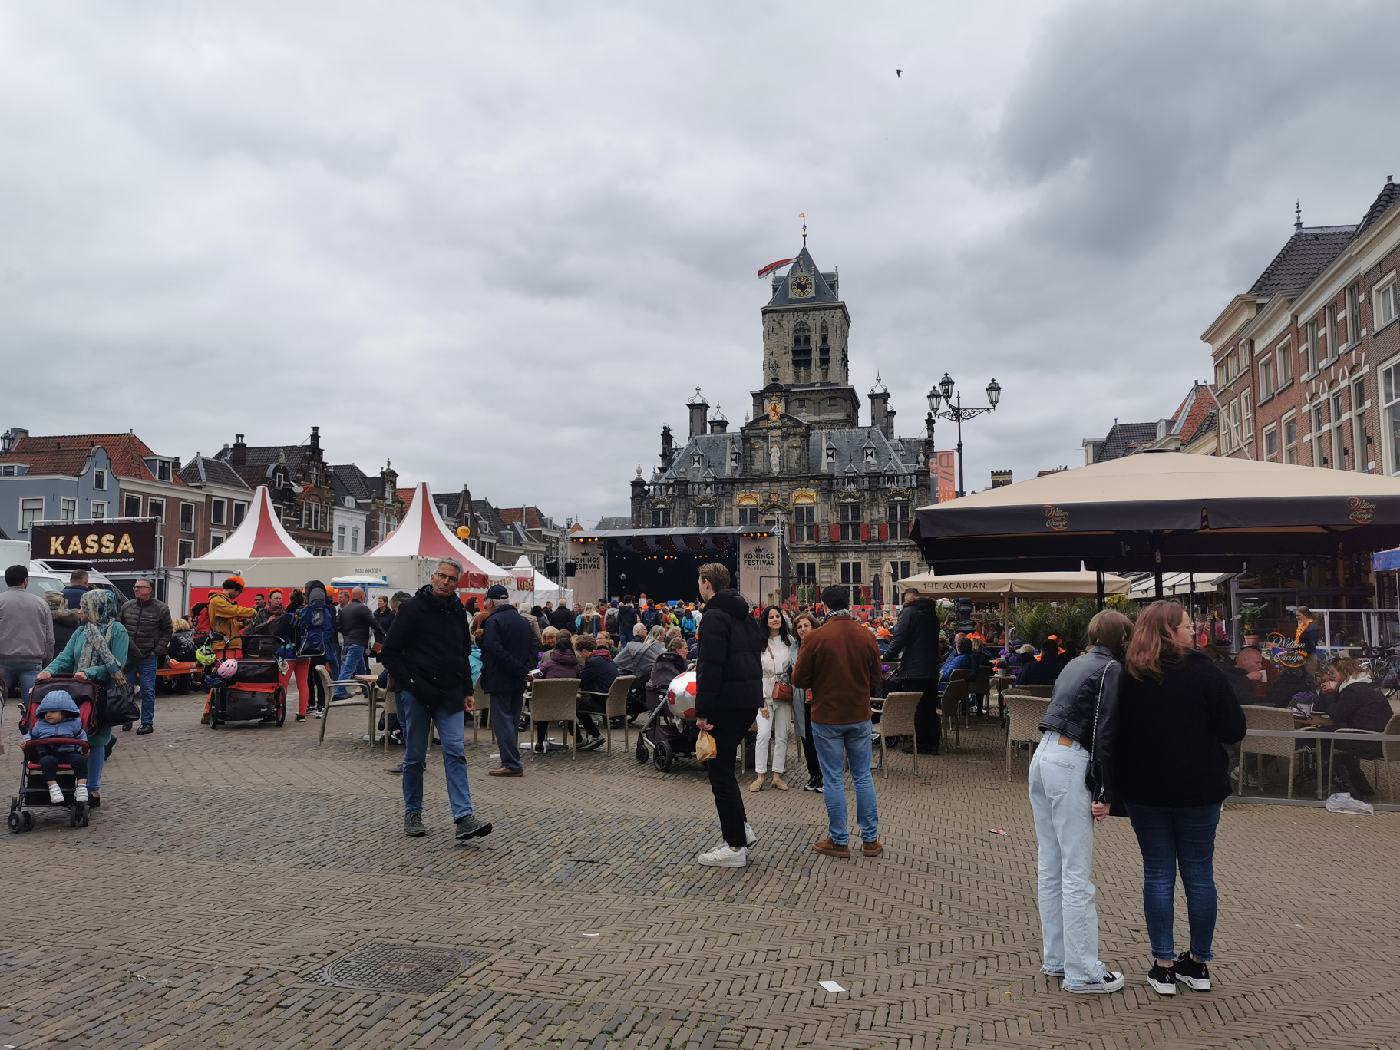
[895,569,1130,599]
[911,451,1400,574]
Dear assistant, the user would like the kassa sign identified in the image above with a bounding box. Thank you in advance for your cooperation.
[30,520,159,571]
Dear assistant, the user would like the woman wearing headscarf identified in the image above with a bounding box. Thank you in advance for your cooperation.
[36,588,131,807]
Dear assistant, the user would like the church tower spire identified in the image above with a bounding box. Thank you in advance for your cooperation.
[760,244,851,390]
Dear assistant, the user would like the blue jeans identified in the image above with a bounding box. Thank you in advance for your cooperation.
[0,659,40,704]
[490,690,525,772]
[399,689,474,821]
[1128,802,1223,962]
[333,644,367,699]
[126,654,158,726]
[1028,731,1105,986]
[812,720,879,846]
[88,726,112,792]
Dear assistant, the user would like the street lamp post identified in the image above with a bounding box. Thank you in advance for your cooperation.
[927,374,1002,498]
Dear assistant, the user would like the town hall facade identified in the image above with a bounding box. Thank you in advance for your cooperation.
[629,245,931,604]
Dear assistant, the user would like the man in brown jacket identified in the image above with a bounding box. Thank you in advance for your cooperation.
[791,585,884,859]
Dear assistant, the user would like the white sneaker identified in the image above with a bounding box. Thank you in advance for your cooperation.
[48,783,64,803]
[697,844,748,867]
[744,822,757,847]
[1064,970,1125,994]
[74,786,89,803]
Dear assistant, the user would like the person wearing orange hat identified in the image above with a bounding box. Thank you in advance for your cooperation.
[207,577,255,648]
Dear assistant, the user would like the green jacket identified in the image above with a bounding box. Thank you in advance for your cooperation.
[45,622,131,682]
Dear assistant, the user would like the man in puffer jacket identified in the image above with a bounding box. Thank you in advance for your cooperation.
[22,689,90,803]
[693,563,763,868]
[119,579,172,735]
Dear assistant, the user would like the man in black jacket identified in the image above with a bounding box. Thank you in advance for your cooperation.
[380,559,492,841]
[119,579,172,735]
[693,563,763,868]
[479,584,538,778]
[616,596,638,648]
[333,588,375,700]
[883,588,943,754]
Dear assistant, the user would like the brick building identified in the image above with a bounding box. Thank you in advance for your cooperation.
[630,243,932,604]
[1203,178,1400,475]
[215,429,336,556]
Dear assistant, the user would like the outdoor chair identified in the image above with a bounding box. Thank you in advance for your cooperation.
[1004,694,1051,779]
[940,678,970,751]
[470,684,491,745]
[877,692,922,778]
[1327,712,1399,801]
[971,668,992,715]
[528,679,581,758]
[598,675,637,754]
[374,684,397,752]
[1239,704,1295,799]
[315,665,372,746]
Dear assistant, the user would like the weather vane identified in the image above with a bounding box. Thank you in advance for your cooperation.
[799,211,807,247]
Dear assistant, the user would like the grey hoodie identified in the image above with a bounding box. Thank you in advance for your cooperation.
[0,587,55,663]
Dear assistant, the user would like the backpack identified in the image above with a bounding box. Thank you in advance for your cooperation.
[298,602,335,656]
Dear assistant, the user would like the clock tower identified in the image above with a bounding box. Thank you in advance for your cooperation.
[759,245,858,428]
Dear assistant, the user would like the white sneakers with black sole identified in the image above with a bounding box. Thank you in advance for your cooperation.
[1064,971,1125,994]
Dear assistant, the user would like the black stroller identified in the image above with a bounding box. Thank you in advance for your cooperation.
[634,669,701,773]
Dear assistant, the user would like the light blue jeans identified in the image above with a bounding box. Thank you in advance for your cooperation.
[333,644,367,699]
[812,720,879,846]
[1028,730,1105,987]
[0,659,40,704]
[399,689,473,821]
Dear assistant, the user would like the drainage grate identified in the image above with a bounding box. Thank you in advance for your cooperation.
[305,942,489,995]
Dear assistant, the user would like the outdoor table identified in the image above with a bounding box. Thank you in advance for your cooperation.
[1241,717,1400,802]
[354,674,380,741]
[991,674,1014,719]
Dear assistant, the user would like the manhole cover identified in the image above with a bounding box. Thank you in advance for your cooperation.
[305,942,487,995]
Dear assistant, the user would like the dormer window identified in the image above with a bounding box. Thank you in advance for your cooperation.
[863,446,876,463]
[691,453,703,468]
[825,446,836,464]
[145,457,173,482]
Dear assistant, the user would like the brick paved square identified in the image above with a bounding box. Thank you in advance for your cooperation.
[2,696,1397,1049]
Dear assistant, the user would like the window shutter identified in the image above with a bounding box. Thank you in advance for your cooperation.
[878,522,889,543]
[828,522,840,543]
[860,522,871,543]
[788,525,796,544]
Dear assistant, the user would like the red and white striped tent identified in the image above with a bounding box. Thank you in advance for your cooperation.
[368,482,510,590]
[192,485,314,561]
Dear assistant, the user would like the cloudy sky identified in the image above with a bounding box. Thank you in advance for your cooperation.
[4,1,1400,525]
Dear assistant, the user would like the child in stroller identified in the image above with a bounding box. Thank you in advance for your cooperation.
[635,662,701,772]
[9,682,96,831]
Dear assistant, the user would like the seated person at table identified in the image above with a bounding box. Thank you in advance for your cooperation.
[1017,636,1069,688]
[22,689,90,804]
[1004,643,1035,678]
[534,630,582,752]
[1326,658,1392,800]
[1267,661,1319,710]
[576,633,617,750]
[938,637,975,693]
[1222,646,1269,706]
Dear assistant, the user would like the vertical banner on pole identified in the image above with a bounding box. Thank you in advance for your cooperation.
[928,451,957,504]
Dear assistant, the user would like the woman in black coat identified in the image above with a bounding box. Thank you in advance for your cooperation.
[1326,657,1392,799]
[1106,600,1245,998]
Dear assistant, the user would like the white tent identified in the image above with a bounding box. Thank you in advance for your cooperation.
[506,554,570,607]
[187,485,314,562]
[369,482,510,587]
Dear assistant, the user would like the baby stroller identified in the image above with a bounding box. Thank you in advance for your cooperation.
[635,669,701,773]
[206,634,287,729]
[9,678,100,832]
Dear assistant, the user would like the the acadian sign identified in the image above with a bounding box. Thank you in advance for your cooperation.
[30,519,159,571]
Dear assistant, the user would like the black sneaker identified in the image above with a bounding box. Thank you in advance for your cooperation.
[1174,952,1211,991]
[295,714,306,722]
[580,735,604,752]
[804,780,824,792]
[454,814,493,840]
[136,724,154,736]
[404,812,427,837]
[1147,962,1177,995]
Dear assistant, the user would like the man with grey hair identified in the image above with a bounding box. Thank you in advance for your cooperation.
[332,586,374,700]
[119,578,172,735]
[616,622,664,682]
[380,559,492,841]
[479,583,538,777]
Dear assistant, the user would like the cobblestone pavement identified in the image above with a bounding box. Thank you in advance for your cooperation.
[2,693,1397,1049]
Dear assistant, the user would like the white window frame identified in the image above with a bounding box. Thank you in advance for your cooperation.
[1330,390,1346,470]
[90,501,107,519]
[154,535,165,567]
[336,524,346,551]
[19,497,43,532]
[93,468,107,491]
[1241,390,1253,447]
[1263,424,1279,462]
[1324,305,1338,363]
[123,493,142,517]
[1347,283,1362,347]
[1351,376,1369,472]
[1374,274,1398,331]
[1282,412,1298,464]
[1276,339,1292,387]
[232,502,247,525]
[60,497,77,523]
[351,526,360,552]
[1305,320,1320,375]
[177,539,194,564]
[148,497,165,523]
[1382,356,1400,475]
[1309,402,1327,466]
[210,498,226,526]
[179,501,195,534]
[1258,355,1276,401]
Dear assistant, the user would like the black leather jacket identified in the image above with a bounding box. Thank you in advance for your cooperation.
[1039,645,1120,754]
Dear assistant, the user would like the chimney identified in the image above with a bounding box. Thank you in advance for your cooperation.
[232,433,247,466]
[309,425,321,451]
[1,427,27,453]
[687,388,709,438]
[660,425,675,471]
[709,405,729,434]
[630,466,648,527]
[990,468,1013,488]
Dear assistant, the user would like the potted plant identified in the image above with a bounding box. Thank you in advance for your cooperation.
[1238,602,1266,645]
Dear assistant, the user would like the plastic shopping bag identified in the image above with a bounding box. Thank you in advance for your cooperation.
[695,729,717,763]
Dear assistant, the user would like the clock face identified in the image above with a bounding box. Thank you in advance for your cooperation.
[790,273,814,298]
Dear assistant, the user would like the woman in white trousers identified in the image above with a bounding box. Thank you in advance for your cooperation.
[751,606,794,791]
